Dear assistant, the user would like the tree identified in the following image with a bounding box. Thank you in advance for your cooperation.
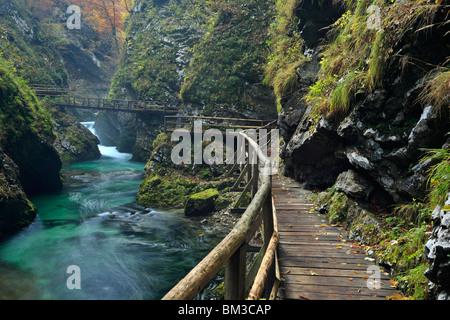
[23,0,133,48]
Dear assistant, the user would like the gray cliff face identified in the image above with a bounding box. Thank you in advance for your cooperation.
[94,111,163,162]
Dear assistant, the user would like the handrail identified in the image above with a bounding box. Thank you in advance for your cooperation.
[52,96,182,114]
[164,115,276,133]
[162,130,278,300]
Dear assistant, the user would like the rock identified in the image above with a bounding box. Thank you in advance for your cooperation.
[0,150,37,240]
[94,111,162,162]
[214,194,234,211]
[52,111,101,164]
[335,169,373,201]
[314,189,381,244]
[184,188,219,217]
[425,193,450,299]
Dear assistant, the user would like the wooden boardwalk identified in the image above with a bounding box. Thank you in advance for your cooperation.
[272,175,399,300]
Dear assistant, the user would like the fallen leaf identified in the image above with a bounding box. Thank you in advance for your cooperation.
[299,295,310,300]
[310,270,318,276]
[354,271,359,274]
[362,275,369,279]
[335,246,343,249]
[389,279,398,287]
[365,257,375,261]
[356,264,362,267]
[320,224,327,227]
[386,292,408,300]
[348,278,353,281]
[309,209,315,212]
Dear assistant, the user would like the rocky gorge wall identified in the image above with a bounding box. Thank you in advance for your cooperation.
[0,57,62,239]
[94,0,278,161]
[273,0,449,299]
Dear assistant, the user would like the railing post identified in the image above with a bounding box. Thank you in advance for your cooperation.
[225,243,246,300]
[262,177,274,252]
[261,175,275,299]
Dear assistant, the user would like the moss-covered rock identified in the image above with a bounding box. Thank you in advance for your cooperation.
[0,150,36,240]
[184,188,219,217]
[214,194,234,211]
[136,131,237,214]
[51,110,100,164]
[315,188,381,244]
[0,55,62,238]
[0,56,62,195]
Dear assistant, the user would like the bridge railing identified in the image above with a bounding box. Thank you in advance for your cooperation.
[29,84,111,97]
[162,123,280,300]
[164,115,269,132]
[53,96,183,114]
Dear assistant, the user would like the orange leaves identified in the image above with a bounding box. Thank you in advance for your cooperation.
[386,292,408,300]
[26,0,130,43]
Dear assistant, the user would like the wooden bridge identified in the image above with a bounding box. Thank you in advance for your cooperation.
[52,96,183,114]
[29,84,182,115]
[162,126,400,300]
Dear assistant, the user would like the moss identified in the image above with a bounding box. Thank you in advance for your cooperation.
[184,188,219,216]
[108,0,209,102]
[315,184,433,299]
[304,0,444,119]
[323,190,349,223]
[180,0,275,115]
[137,169,202,208]
[396,264,429,300]
[212,281,225,299]
[0,55,55,145]
[214,194,234,211]
[263,0,307,113]
[0,1,69,86]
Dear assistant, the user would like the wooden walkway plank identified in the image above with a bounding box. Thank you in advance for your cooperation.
[272,175,399,300]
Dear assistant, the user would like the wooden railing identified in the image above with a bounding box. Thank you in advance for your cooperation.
[162,125,280,300]
[29,84,109,97]
[29,84,70,96]
[53,96,183,114]
[164,115,269,132]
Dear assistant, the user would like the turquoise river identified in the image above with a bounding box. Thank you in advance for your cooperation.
[0,122,225,300]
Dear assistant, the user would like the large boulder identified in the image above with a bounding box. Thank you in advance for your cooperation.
[52,111,101,164]
[335,169,373,201]
[184,188,219,217]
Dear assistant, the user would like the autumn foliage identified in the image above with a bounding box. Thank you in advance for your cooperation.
[24,0,133,46]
